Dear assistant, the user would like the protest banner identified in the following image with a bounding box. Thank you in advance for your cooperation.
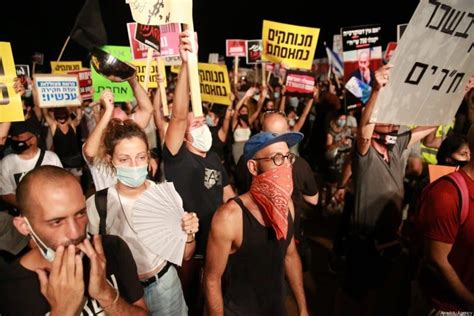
[262,20,320,70]
[91,45,135,102]
[136,23,161,51]
[198,63,231,106]
[131,59,167,89]
[51,61,82,74]
[246,39,263,64]
[341,24,383,107]
[15,65,30,78]
[397,23,408,42]
[0,42,23,122]
[159,23,181,57]
[285,70,315,97]
[128,0,202,116]
[226,39,246,57]
[127,22,161,60]
[67,69,93,100]
[371,0,474,126]
[208,53,219,64]
[34,74,81,108]
[16,64,31,92]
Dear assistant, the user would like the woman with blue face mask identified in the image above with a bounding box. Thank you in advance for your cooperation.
[85,119,199,316]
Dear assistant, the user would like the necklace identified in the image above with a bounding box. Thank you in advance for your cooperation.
[116,189,138,234]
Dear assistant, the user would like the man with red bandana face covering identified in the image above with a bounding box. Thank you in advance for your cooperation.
[204,131,309,316]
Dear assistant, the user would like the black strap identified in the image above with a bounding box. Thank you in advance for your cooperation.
[231,196,246,211]
[94,188,109,235]
[34,149,45,169]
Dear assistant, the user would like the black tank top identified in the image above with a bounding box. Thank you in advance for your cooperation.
[52,126,80,160]
[223,196,294,316]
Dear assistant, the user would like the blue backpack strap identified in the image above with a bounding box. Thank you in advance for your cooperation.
[446,172,469,226]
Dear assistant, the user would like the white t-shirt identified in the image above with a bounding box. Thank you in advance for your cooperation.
[0,149,63,195]
[86,181,165,276]
[82,145,117,191]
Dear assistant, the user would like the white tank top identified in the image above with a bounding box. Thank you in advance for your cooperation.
[233,127,251,142]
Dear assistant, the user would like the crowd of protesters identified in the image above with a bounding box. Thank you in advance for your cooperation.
[0,30,473,316]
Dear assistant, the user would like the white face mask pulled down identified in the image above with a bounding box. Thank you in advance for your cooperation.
[189,124,213,152]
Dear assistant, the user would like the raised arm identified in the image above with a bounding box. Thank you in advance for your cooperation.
[164,31,192,155]
[71,106,83,128]
[0,122,11,145]
[249,85,267,125]
[83,90,114,163]
[152,73,167,145]
[356,65,392,156]
[232,87,256,130]
[128,77,153,129]
[279,85,286,113]
[218,106,233,143]
[291,89,316,132]
[41,108,57,134]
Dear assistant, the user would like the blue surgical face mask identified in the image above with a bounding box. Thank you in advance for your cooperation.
[336,119,346,127]
[273,92,280,99]
[24,217,56,262]
[289,97,299,108]
[205,114,215,127]
[115,165,148,188]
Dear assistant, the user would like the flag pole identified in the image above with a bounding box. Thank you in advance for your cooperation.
[57,36,71,62]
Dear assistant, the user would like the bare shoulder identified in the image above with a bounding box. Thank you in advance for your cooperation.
[213,198,242,226]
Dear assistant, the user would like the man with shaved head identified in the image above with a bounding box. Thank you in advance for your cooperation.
[416,124,474,313]
[0,166,147,315]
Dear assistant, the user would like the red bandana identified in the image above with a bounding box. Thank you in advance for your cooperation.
[249,164,293,240]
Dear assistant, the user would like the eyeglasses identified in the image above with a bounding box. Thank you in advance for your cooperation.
[253,152,296,166]
[263,110,287,118]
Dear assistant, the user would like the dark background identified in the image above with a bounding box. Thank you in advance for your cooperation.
[0,0,418,71]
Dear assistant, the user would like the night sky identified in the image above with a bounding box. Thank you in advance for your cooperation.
[0,0,419,70]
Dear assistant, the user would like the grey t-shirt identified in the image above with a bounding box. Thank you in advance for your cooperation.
[352,131,411,242]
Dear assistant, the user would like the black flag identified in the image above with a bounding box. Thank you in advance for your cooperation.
[70,0,108,50]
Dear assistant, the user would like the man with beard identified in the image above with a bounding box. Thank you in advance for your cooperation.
[204,131,309,316]
[0,166,147,315]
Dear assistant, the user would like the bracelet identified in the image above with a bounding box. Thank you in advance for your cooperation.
[186,233,196,243]
[101,283,120,310]
[337,184,346,190]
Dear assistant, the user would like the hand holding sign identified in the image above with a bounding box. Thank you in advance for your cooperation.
[179,30,195,63]
[374,64,393,91]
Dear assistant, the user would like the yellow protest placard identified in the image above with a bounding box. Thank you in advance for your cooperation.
[0,42,24,123]
[132,60,167,89]
[262,20,320,70]
[170,65,181,74]
[50,61,83,74]
[198,63,231,106]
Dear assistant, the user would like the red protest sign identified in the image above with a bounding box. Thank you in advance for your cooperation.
[67,69,93,100]
[127,23,160,60]
[136,23,161,51]
[159,23,182,57]
[246,39,262,64]
[384,42,397,63]
[226,39,246,57]
[285,70,315,97]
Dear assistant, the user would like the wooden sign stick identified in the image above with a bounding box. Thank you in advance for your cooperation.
[157,57,169,116]
[183,23,203,117]
[233,56,239,85]
[144,47,154,91]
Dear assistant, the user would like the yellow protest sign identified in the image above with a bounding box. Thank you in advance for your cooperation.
[50,61,83,74]
[170,65,181,74]
[262,20,320,70]
[198,63,231,106]
[0,42,24,123]
[132,60,167,89]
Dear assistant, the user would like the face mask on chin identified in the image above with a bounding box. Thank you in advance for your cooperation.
[115,165,148,188]
[23,217,56,262]
[189,124,213,152]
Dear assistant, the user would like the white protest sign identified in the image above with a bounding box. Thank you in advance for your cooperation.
[34,75,81,108]
[371,0,474,126]
[128,0,192,25]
